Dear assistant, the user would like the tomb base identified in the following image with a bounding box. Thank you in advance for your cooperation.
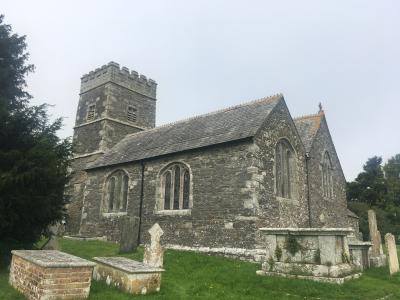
[93,257,164,295]
[256,269,361,284]
[369,254,387,267]
[9,250,95,300]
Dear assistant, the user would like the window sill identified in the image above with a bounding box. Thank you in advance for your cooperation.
[154,209,191,216]
[276,196,299,205]
[102,212,128,218]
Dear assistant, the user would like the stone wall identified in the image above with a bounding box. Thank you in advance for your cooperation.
[78,99,312,252]
[347,215,360,233]
[79,140,260,248]
[307,116,348,228]
[66,63,157,236]
[253,99,308,235]
[105,83,156,129]
[79,162,143,240]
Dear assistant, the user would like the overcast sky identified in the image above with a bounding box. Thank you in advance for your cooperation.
[2,0,399,180]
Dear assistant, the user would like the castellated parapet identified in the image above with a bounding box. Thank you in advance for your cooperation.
[81,62,157,99]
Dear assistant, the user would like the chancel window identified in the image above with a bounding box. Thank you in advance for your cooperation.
[104,170,129,213]
[161,163,191,210]
[87,104,96,121]
[322,151,333,198]
[127,106,137,122]
[275,139,296,199]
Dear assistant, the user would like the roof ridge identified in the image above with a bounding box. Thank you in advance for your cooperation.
[123,93,283,139]
[294,111,324,120]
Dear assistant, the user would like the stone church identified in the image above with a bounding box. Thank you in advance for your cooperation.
[65,62,359,257]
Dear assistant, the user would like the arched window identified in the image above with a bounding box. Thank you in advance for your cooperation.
[322,152,333,198]
[160,163,191,210]
[275,139,296,199]
[104,170,129,213]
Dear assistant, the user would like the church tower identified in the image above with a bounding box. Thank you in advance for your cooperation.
[73,61,157,163]
[65,62,157,234]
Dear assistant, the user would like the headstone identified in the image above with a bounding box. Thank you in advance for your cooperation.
[385,233,399,275]
[119,216,140,253]
[42,236,61,250]
[143,223,164,268]
[368,210,383,256]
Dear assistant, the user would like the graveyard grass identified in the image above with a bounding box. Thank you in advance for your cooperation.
[1,239,400,300]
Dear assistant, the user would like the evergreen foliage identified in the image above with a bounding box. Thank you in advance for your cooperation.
[285,234,302,256]
[313,248,321,264]
[347,155,400,241]
[0,15,71,264]
[274,245,282,261]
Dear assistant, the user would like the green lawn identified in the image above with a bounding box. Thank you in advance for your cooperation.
[1,239,400,300]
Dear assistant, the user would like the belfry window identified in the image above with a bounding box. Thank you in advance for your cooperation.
[275,139,296,199]
[160,163,191,210]
[127,106,137,122]
[104,170,129,213]
[322,151,333,198]
[87,104,96,121]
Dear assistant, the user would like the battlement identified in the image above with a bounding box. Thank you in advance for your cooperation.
[80,62,157,99]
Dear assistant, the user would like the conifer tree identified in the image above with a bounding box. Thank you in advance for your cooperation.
[0,15,71,263]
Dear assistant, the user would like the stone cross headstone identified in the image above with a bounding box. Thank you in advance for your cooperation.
[143,223,164,268]
[385,233,399,275]
[119,216,140,253]
[368,209,383,256]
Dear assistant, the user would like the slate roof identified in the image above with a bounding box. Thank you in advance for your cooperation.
[87,94,283,169]
[294,113,324,152]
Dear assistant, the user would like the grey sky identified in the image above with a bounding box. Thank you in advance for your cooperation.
[3,0,399,180]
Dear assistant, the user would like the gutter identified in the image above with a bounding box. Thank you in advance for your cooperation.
[137,161,145,245]
[305,152,312,227]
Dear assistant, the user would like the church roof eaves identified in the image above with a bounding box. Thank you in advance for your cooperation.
[87,94,283,170]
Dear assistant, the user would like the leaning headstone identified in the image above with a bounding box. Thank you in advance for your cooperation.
[368,209,383,256]
[119,216,140,253]
[385,233,399,275]
[143,223,164,268]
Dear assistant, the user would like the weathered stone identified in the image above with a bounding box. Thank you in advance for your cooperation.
[42,236,61,250]
[66,62,357,264]
[93,257,164,295]
[348,239,371,271]
[9,250,95,300]
[367,210,386,267]
[257,228,360,283]
[368,210,382,256]
[385,233,399,275]
[119,216,140,253]
[143,223,164,268]
[65,62,157,235]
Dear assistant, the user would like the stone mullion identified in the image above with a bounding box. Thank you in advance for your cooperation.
[286,150,291,198]
[329,172,332,198]
[119,175,124,211]
[114,175,122,212]
[280,144,286,197]
[160,175,165,210]
[170,169,175,210]
[179,168,184,209]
